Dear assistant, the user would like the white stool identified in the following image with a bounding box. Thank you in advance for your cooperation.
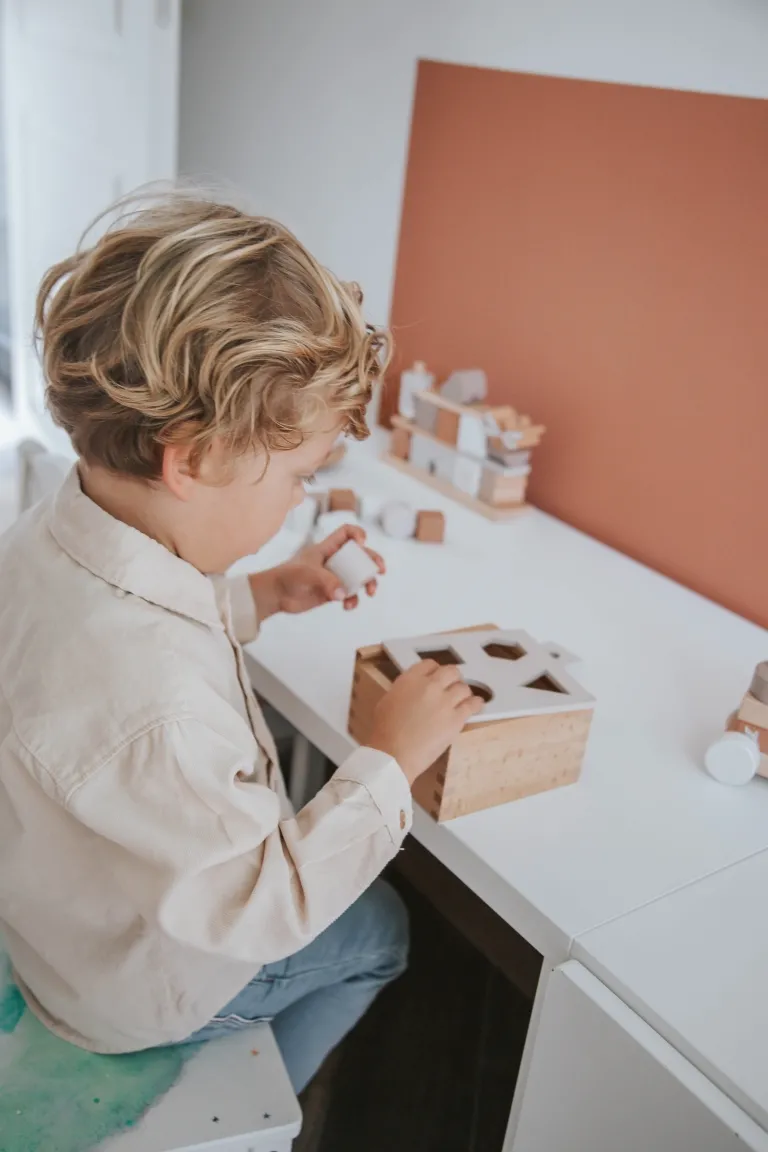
[103,1025,302,1152]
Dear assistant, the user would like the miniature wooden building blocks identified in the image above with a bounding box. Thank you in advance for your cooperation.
[385,369,545,522]
[348,625,595,821]
[415,510,445,543]
[328,488,357,513]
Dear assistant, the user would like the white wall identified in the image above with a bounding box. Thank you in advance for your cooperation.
[179,0,768,326]
[0,0,10,373]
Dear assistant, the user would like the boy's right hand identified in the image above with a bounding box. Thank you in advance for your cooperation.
[367,661,485,786]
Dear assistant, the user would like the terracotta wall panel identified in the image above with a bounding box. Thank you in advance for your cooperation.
[386,61,768,626]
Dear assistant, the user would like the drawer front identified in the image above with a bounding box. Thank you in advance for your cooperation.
[511,962,767,1152]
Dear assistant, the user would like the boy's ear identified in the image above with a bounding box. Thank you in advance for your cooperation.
[161,442,197,500]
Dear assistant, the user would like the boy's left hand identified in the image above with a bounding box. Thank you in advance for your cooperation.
[248,525,385,619]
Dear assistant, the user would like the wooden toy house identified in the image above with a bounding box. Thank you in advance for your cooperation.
[386,369,545,521]
[349,624,595,821]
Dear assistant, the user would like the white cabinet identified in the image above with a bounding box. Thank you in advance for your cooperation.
[510,962,768,1152]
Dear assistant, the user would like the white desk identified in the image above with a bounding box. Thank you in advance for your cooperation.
[573,848,768,1134]
[243,429,768,964]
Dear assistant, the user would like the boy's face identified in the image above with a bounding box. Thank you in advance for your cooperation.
[179,421,344,573]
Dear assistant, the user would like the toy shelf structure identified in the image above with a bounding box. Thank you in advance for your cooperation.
[384,384,545,522]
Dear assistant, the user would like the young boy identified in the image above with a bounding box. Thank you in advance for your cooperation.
[0,195,481,1093]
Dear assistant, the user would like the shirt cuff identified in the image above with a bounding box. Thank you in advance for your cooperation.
[227,574,259,645]
[333,746,413,845]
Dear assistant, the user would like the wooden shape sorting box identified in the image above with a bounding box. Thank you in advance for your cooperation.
[348,624,595,821]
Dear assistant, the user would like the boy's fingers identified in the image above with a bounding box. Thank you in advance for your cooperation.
[458,694,486,719]
[446,680,474,704]
[343,594,359,610]
[364,546,385,574]
[311,565,346,602]
[317,523,366,560]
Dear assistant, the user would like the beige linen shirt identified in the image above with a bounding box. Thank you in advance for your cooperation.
[0,468,412,1052]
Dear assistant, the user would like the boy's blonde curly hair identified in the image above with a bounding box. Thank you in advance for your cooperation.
[35,193,389,478]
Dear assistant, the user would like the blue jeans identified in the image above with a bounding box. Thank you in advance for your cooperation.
[187,879,409,1093]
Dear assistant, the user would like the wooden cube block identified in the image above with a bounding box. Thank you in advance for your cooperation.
[328,488,357,513]
[727,711,768,753]
[390,426,411,460]
[413,393,437,434]
[434,406,460,446]
[479,469,528,507]
[456,413,487,457]
[453,456,483,498]
[749,662,768,705]
[348,625,594,821]
[726,711,768,779]
[415,510,445,543]
[738,693,768,729]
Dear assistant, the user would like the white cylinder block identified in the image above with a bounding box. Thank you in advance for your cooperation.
[704,731,761,786]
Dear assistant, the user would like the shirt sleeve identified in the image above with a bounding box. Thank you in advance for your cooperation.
[67,720,413,965]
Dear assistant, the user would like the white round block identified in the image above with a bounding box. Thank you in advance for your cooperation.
[704,731,761,786]
[312,510,361,543]
[325,540,379,596]
[379,501,417,540]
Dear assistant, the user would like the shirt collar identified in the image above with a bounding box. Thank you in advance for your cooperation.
[49,467,224,630]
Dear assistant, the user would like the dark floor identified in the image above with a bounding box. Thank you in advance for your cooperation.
[299,875,532,1152]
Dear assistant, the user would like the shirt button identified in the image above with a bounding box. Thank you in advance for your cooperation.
[399,809,406,830]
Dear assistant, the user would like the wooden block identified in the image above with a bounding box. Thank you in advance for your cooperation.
[488,435,522,460]
[728,710,768,752]
[390,425,411,460]
[415,510,445,543]
[749,662,768,705]
[439,369,487,406]
[738,693,768,729]
[488,446,531,469]
[516,425,546,450]
[348,624,594,821]
[328,488,357,513]
[491,405,519,431]
[383,451,529,522]
[453,455,483,498]
[456,413,487,457]
[413,393,437,433]
[480,470,528,507]
[434,406,460,446]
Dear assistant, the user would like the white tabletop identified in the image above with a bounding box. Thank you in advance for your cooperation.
[573,849,768,1131]
[241,430,768,962]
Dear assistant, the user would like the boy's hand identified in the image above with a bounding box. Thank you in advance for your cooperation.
[248,525,385,618]
[367,661,485,786]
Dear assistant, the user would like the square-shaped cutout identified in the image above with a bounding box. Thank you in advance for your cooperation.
[372,651,401,682]
[417,646,464,666]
